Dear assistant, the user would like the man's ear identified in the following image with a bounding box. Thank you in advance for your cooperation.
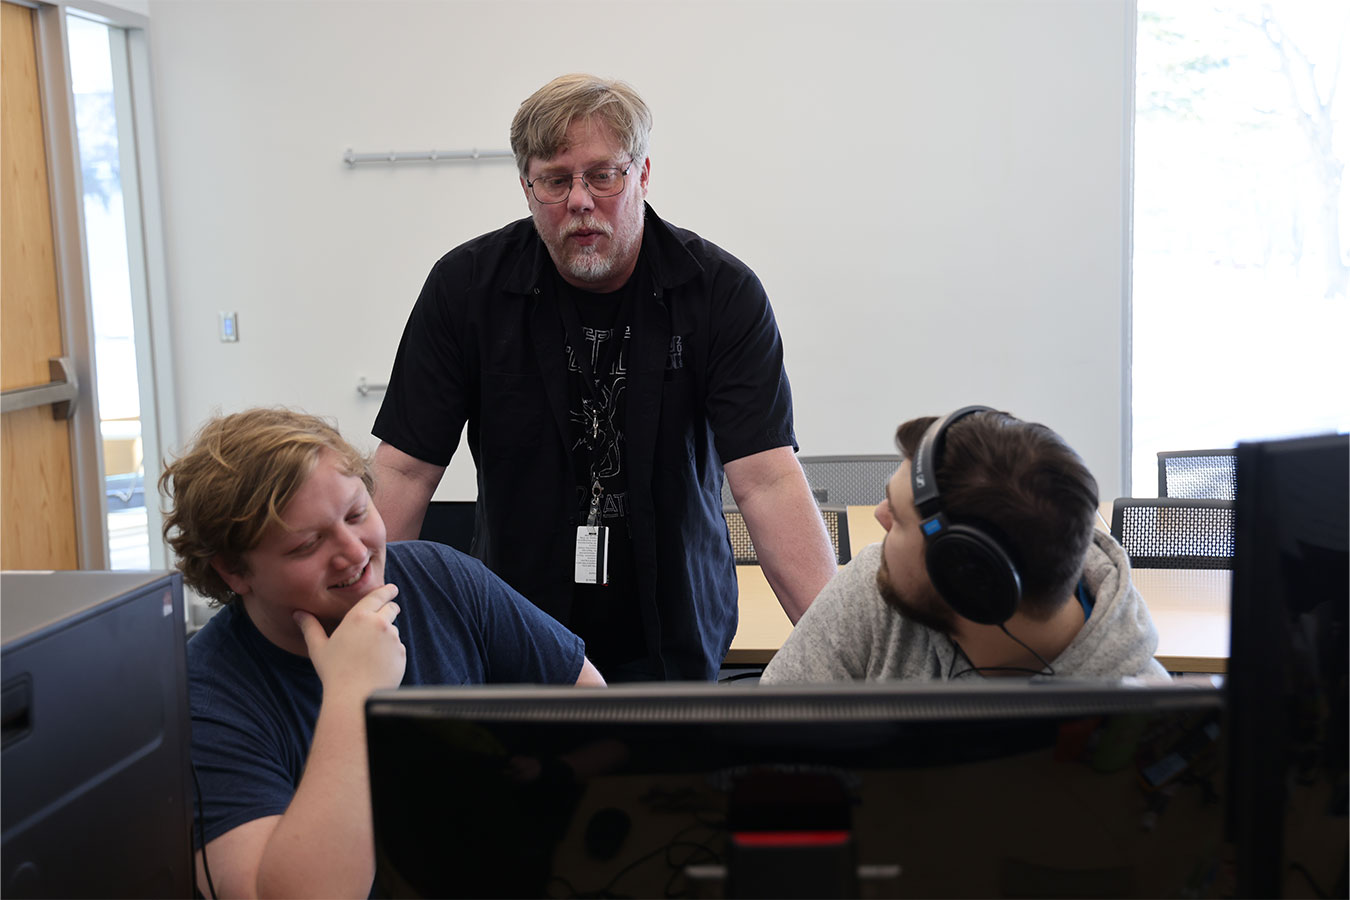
[210,555,250,597]
[637,157,651,196]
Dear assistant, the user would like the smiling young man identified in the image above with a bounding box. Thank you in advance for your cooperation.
[762,408,1170,684]
[162,408,604,899]
[371,74,837,681]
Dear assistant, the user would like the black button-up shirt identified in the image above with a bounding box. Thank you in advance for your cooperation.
[374,204,797,680]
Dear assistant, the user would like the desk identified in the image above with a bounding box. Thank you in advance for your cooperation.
[1134,568,1230,673]
[727,504,1231,673]
[727,505,879,666]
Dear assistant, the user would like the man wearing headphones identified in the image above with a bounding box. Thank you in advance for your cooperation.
[762,407,1169,683]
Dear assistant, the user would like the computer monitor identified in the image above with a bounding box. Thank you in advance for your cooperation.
[1228,433,1348,898]
[417,500,477,554]
[367,680,1225,898]
[1,571,193,898]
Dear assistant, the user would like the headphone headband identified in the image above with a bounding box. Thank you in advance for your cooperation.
[911,405,994,517]
[909,405,1022,626]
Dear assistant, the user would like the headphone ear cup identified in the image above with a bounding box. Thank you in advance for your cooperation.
[925,526,1022,626]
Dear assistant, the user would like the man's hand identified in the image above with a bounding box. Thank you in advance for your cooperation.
[294,584,407,701]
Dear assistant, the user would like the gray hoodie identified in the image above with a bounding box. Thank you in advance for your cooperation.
[761,531,1170,683]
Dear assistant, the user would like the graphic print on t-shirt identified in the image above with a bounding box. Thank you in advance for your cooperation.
[566,324,629,518]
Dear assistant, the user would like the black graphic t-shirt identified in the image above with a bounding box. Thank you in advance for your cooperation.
[557,266,646,671]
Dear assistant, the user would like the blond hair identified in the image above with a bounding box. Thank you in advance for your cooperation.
[159,408,374,605]
[510,73,652,177]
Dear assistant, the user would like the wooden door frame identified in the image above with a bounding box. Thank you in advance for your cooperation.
[9,1,102,567]
[8,0,175,570]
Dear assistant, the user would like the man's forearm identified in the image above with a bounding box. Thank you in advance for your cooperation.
[727,448,837,623]
[743,490,837,623]
[370,443,444,541]
[254,696,376,899]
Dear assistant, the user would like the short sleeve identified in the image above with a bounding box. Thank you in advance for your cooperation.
[702,259,797,464]
[187,655,313,847]
[472,563,587,684]
[372,255,473,466]
[391,542,585,685]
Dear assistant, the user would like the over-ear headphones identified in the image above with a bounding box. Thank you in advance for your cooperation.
[911,406,1023,625]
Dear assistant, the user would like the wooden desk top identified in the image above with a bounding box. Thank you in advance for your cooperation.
[728,505,1231,674]
[1133,568,1230,674]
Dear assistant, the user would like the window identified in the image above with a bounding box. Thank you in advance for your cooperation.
[1132,2,1349,494]
[66,7,173,569]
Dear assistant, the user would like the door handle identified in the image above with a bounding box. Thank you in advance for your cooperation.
[0,357,79,420]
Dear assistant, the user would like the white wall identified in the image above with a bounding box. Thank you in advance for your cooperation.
[146,0,1133,499]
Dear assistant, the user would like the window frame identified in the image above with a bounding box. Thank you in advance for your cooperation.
[28,0,177,569]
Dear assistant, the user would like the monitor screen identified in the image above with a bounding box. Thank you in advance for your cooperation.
[1229,432,1348,898]
[367,680,1225,898]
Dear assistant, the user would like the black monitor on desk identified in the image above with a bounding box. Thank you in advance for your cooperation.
[367,680,1224,898]
[1228,432,1348,898]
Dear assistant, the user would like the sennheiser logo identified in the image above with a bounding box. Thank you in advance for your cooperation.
[914,472,926,488]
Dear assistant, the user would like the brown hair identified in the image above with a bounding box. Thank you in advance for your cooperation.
[895,410,1099,619]
[159,408,373,606]
[510,74,652,178]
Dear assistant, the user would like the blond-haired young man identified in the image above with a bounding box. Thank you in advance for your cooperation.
[163,407,603,898]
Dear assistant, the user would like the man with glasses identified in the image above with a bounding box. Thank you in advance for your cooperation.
[372,73,835,682]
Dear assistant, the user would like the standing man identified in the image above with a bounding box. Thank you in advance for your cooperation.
[372,74,835,681]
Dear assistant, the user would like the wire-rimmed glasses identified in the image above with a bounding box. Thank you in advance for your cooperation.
[526,160,634,204]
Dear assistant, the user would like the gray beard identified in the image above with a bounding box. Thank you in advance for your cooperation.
[561,245,619,283]
[540,202,645,288]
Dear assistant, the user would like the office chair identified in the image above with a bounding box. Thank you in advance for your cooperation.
[724,504,852,565]
[417,500,477,554]
[1110,498,1235,569]
[1157,448,1237,500]
[798,455,900,505]
[721,454,898,508]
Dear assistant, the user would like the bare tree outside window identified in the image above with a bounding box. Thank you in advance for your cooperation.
[1132,1,1349,494]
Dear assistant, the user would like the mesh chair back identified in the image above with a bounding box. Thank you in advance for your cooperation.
[1110,498,1235,569]
[721,454,896,507]
[1157,449,1237,500]
[724,504,851,565]
[798,455,900,505]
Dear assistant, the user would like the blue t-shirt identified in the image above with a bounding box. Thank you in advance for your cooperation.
[187,540,585,848]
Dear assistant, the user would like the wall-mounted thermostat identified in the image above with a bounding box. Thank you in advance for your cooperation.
[219,312,239,343]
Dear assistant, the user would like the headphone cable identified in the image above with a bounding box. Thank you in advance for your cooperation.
[947,629,1056,680]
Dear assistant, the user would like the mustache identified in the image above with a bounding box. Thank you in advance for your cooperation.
[561,218,612,240]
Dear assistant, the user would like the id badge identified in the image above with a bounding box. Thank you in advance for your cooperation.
[575,525,609,585]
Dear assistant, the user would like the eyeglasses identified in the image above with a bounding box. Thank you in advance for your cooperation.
[526,160,634,204]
